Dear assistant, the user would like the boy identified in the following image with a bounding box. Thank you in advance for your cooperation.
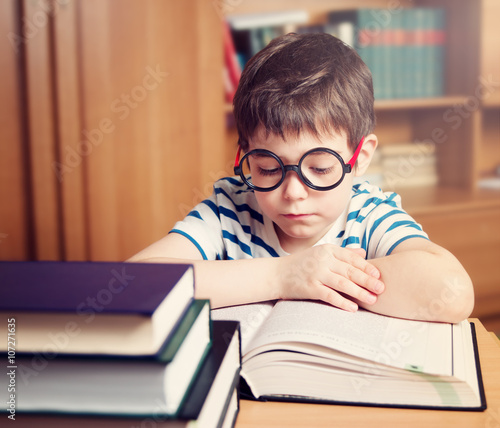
[129,33,473,323]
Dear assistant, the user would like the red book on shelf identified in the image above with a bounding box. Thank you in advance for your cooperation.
[223,20,242,102]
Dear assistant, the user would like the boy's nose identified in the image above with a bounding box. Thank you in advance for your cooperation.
[281,170,309,200]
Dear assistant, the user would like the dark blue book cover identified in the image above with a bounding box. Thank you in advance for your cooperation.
[0,261,192,314]
[0,261,194,356]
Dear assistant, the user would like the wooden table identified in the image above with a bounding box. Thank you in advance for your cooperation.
[235,319,500,428]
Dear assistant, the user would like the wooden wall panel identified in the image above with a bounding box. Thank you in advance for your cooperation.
[76,0,224,261]
[195,0,228,191]
[0,0,29,260]
[0,0,224,262]
[53,0,88,260]
[23,0,62,260]
[77,0,120,261]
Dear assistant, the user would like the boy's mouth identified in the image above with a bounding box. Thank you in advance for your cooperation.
[282,213,313,220]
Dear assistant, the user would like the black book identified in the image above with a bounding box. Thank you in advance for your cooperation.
[6,320,241,428]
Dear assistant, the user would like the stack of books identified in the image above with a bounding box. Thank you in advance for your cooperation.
[379,141,438,190]
[357,142,438,190]
[0,261,241,427]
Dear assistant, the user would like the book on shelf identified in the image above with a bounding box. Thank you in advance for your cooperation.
[359,142,438,190]
[2,300,211,417]
[223,19,241,103]
[15,320,241,428]
[226,10,308,68]
[379,142,438,189]
[327,8,446,100]
[227,10,309,31]
[0,261,194,356]
[212,300,486,411]
[478,177,500,190]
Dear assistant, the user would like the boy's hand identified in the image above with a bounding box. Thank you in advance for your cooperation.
[277,244,384,312]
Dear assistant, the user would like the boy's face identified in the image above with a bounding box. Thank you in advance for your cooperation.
[248,128,355,254]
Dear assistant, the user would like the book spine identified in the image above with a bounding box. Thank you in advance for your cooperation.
[380,10,393,100]
[391,10,404,99]
[413,8,427,98]
[401,9,413,99]
[357,10,382,100]
[422,9,435,98]
[230,29,252,68]
[223,20,242,102]
[430,8,446,97]
[249,28,264,56]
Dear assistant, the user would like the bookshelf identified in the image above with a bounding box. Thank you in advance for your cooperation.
[224,0,499,188]
[223,0,500,332]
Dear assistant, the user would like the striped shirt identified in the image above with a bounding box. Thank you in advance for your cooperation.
[170,178,428,260]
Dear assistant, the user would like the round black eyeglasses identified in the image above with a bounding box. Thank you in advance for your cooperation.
[233,137,365,192]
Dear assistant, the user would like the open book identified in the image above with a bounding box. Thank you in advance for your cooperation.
[212,300,486,411]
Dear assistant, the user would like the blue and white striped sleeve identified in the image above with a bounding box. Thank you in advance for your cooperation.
[362,191,429,259]
[169,192,225,261]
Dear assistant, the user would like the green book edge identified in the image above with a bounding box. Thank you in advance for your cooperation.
[168,299,213,418]
[156,299,211,363]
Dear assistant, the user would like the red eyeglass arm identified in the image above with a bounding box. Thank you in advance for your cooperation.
[347,136,365,168]
[234,147,242,168]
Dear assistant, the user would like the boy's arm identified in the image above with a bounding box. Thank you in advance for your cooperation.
[128,233,282,307]
[357,238,474,323]
[128,233,473,322]
[127,232,384,311]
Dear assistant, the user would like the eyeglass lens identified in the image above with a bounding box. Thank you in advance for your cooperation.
[241,150,345,190]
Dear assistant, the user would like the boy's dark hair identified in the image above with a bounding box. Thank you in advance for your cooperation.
[233,33,375,153]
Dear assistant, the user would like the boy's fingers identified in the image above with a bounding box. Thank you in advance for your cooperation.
[345,264,385,294]
[337,275,379,304]
[320,269,379,305]
[354,255,381,279]
[330,248,383,284]
[346,247,366,258]
[332,246,380,278]
[318,286,358,312]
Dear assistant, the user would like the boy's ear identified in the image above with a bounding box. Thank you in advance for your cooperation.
[354,134,378,177]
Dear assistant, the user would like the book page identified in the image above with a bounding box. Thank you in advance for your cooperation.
[211,301,275,354]
[241,300,455,376]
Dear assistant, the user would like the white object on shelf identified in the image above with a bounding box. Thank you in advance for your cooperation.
[226,10,309,30]
[478,177,500,190]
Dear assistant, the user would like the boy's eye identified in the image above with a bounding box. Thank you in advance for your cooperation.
[251,155,281,176]
[258,167,281,176]
[307,160,339,174]
[309,166,334,175]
